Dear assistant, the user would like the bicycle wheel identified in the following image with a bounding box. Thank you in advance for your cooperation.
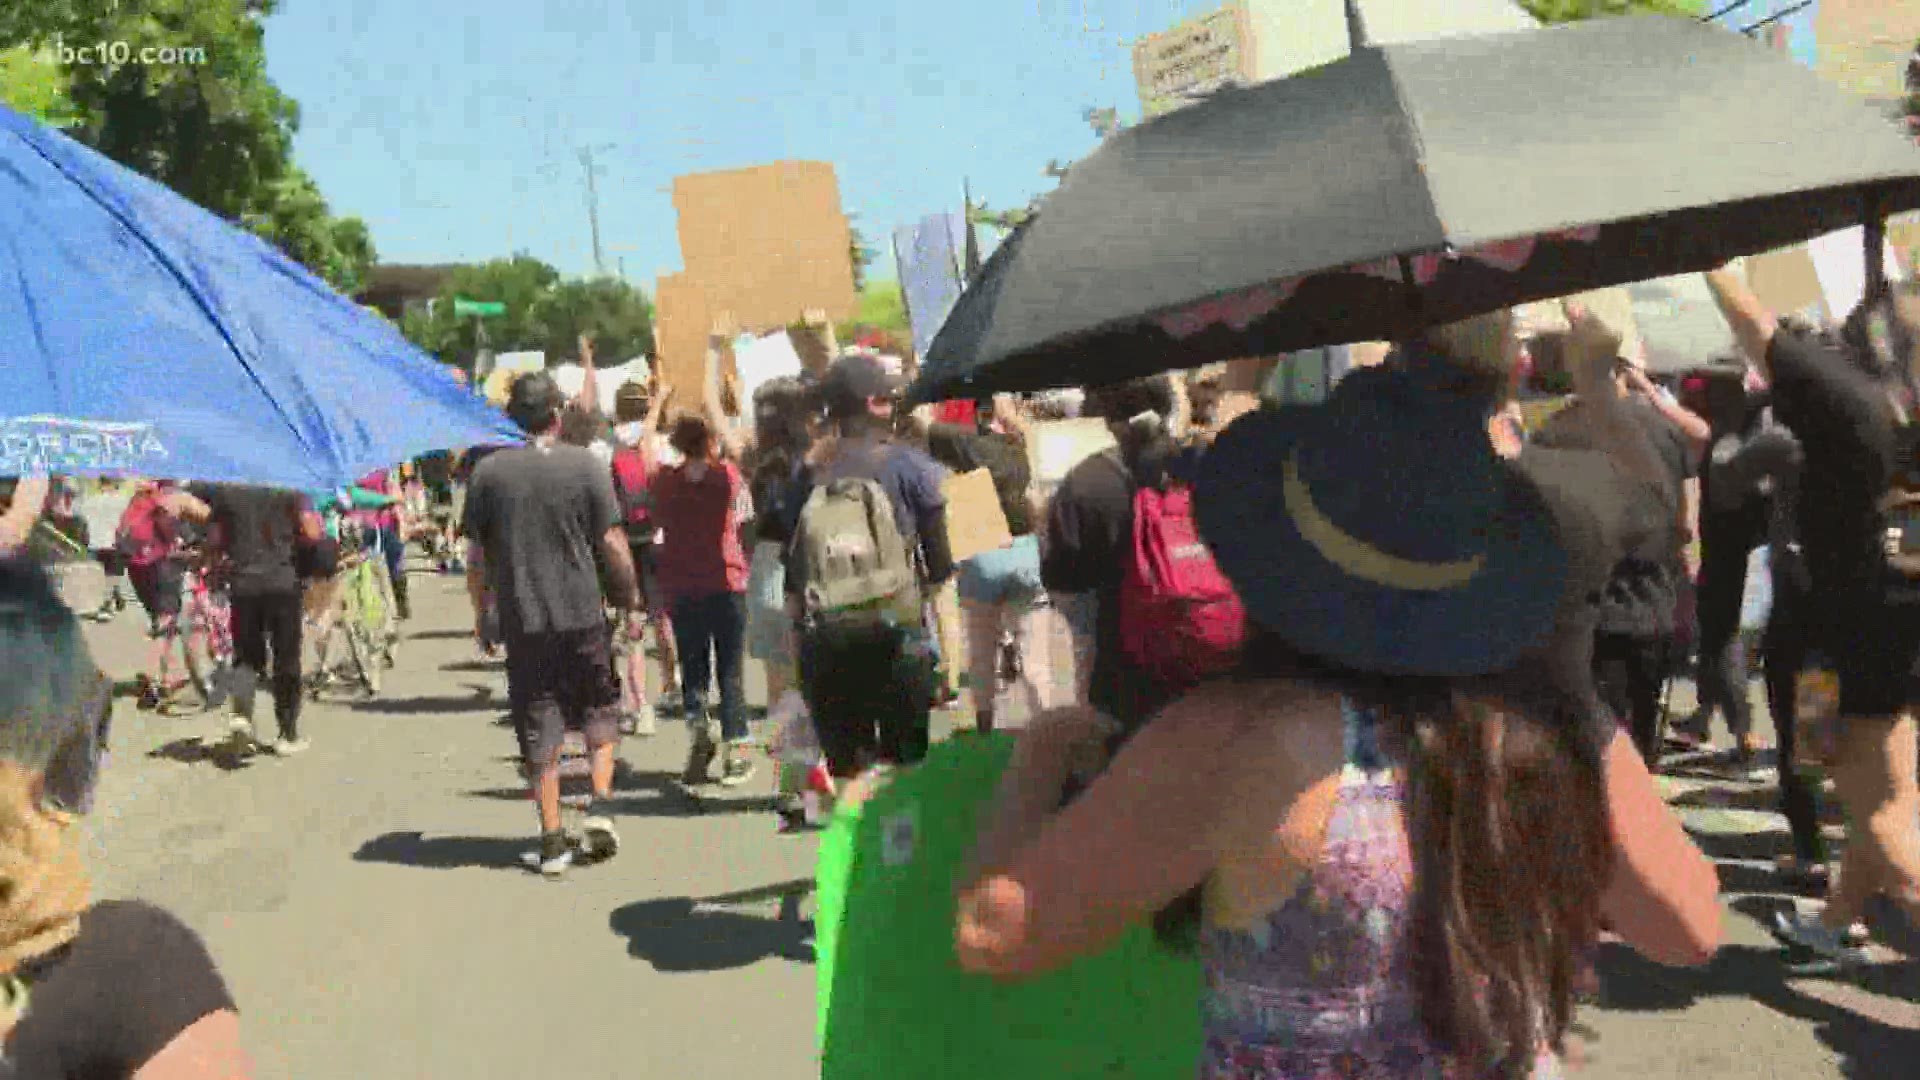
[346,621,381,695]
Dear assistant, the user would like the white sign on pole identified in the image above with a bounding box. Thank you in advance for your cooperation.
[493,351,545,375]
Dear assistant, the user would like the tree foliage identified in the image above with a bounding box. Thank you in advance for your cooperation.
[1,1,375,293]
[0,46,80,124]
[1517,0,1701,22]
[397,258,656,373]
[530,277,656,363]
[835,280,909,346]
[848,215,877,293]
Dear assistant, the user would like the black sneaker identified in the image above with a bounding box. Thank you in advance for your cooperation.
[682,720,719,786]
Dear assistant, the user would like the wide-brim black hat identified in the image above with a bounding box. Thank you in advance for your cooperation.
[1196,362,1574,677]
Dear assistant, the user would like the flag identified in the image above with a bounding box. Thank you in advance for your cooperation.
[892,213,970,360]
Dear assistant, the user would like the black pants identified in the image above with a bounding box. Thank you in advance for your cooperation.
[1762,580,1828,864]
[799,618,938,777]
[230,589,304,741]
[670,591,748,742]
[1694,547,1755,738]
[1594,631,1669,764]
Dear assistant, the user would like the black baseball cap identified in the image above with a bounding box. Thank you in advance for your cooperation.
[821,352,903,416]
[506,371,564,433]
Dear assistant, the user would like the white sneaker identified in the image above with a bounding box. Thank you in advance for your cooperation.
[224,717,261,752]
[1772,909,1869,965]
[270,737,311,756]
[520,835,574,879]
[579,815,620,862]
[620,703,657,737]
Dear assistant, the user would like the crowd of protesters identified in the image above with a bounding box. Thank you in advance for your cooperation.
[0,264,1916,1078]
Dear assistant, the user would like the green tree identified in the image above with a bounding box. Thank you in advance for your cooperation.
[1517,0,1702,22]
[4,1,376,292]
[241,167,376,293]
[399,256,565,363]
[529,276,656,363]
[836,280,909,345]
[849,216,877,292]
[0,45,79,124]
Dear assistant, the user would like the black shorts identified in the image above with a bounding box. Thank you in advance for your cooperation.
[625,537,661,613]
[798,618,939,776]
[1831,599,1920,718]
[127,560,184,624]
[503,624,623,767]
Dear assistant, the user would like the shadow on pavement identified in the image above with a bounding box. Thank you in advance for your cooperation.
[352,830,530,871]
[147,737,256,772]
[439,659,504,674]
[352,684,496,715]
[459,767,751,820]
[1690,827,1793,865]
[407,629,475,642]
[609,888,813,972]
[1596,938,1920,1077]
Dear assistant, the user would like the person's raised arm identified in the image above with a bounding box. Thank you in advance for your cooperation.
[576,333,600,416]
[1549,304,1679,514]
[1703,266,1779,381]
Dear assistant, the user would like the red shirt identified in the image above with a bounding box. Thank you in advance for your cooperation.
[651,460,750,602]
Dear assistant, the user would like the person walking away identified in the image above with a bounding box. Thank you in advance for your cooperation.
[0,557,253,1076]
[112,481,194,710]
[1709,394,1836,892]
[610,378,676,735]
[653,411,756,787]
[783,351,954,782]
[169,484,321,756]
[464,371,642,878]
[350,467,411,623]
[1672,363,1769,767]
[77,479,135,622]
[1038,375,1190,731]
[956,315,1720,1079]
[1533,348,1701,765]
[1707,267,1920,960]
[927,395,1051,732]
[745,376,823,821]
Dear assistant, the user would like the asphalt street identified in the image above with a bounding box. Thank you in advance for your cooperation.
[51,561,1920,1078]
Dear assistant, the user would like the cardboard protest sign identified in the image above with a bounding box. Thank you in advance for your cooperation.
[1026,419,1116,489]
[1625,275,1738,373]
[815,734,1202,1080]
[735,331,806,408]
[942,469,1013,564]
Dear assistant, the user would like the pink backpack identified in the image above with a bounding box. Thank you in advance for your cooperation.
[1118,482,1247,691]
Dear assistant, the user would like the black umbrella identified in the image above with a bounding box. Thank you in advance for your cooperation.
[910,14,1920,402]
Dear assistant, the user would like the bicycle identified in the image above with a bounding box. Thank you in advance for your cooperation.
[310,528,397,698]
[178,549,235,710]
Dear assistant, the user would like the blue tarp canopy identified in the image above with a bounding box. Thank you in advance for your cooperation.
[0,104,523,489]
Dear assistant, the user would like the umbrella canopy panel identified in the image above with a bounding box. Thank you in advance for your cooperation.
[0,105,523,488]
[912,16,1920,401]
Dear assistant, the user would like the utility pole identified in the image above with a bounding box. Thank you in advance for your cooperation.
[578,143,614,276]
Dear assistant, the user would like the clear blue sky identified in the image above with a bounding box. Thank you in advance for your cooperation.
[264,1,1829,288]
[263,0,1211,286]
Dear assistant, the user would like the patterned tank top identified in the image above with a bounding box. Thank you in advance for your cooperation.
[1197,705,1563,1080]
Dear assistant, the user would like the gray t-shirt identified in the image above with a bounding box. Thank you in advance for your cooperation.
[463,443,620,636]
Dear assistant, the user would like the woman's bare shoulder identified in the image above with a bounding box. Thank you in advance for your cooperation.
[1135,678,1346,771]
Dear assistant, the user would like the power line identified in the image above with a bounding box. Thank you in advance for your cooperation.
[1701,0,1760,21]
[1736,0,1814,36]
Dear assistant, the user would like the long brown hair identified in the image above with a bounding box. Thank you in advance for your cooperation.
[1155,630,1611,1076]
[1394,679,1610,1077]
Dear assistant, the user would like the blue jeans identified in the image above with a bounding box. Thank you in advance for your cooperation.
[957,535,1044,606]
[671,592,748,742]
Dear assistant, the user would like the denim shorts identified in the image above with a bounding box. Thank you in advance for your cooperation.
[957,534,1043,607]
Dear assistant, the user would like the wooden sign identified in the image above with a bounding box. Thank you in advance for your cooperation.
[942,469,1013,565]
